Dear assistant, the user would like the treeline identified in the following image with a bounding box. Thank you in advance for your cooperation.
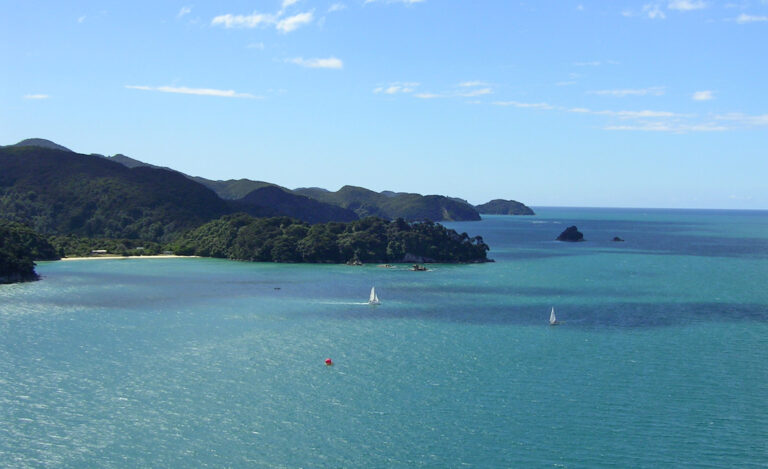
[170,214,490,264]
[0,220,58,283]
[48,236,166,258]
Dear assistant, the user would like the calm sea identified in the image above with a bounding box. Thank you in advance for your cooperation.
[1,208,767,468]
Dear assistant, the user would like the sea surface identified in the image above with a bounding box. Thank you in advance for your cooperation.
[1,207,767,468]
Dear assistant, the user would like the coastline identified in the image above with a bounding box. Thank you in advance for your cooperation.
[59,255,199,261]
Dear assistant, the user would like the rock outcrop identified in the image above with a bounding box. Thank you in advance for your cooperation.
[556,226,584,242]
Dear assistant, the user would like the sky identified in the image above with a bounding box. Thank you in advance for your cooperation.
[1,0,767,209]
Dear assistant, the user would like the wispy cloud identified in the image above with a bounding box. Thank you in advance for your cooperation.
[667,0,707,11]
[212,3,314,33]
[365,0,426,4]
[735,13,768,22]
[643,4,667,19]
[212,12,276,28]
[458,87,493,97]
[692,90,714,101]
[178,6,192,18]
[276,11,313,32]
[125,85,258,98]
[288,57,343,69]
[414,93,442,99]
[247,42,265,50]
[328,3,346,12]
[458,81,489,88]
[493,101,555,110]
[373,82,419,94]
[24,94,50,100]
[588,87,665,97]
[716,112,768,126]
[573,60,603,67]
[77,15,86,23]
[605,122,727,132]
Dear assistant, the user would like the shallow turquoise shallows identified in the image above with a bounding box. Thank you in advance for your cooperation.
[2,208,767,468]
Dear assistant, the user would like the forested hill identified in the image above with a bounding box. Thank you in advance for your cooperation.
[171,215,490,264]
[293,185,482,222]
[475,199,535,215]
[0,145,232,241]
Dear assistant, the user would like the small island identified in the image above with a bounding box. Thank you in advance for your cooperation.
[475,199,535,215]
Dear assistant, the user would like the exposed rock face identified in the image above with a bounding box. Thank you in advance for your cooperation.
[556,226,584,242]
[475,199,535,215]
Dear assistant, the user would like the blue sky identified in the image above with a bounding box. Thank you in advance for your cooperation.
[2,0,767,209]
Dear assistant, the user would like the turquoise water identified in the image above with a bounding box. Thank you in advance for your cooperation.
[1,208,767,467]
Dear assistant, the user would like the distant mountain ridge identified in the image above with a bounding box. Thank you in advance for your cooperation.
[293,185,482,222]
[4,138,534,227]
[7,138,72,153]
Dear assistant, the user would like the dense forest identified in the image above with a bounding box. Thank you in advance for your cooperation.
[0,220,58,283]
[170,215,491,264]
[293,185,482,221]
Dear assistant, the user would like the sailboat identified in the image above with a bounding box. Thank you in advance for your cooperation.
[368,287,381,305]
[549,307,559,326]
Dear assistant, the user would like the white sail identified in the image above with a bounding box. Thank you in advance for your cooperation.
[369,287,380,305]
[549,307,558,325]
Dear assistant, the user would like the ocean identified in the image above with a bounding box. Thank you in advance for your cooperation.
[1,208,767,467]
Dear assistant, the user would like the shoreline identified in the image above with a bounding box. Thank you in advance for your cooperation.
[59,255,199,261]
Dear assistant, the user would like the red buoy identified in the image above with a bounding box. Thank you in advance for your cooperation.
[325,358,333,366]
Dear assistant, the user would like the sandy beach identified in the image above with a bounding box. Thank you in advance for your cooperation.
[60,255,198,261]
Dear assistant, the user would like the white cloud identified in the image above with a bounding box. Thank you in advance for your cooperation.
[24,94,49,99]
[373,82,419,94]
[692,90,714,101]
[589,87,665,97]
[414,93,442,99]
[276,11,313,32]
[573,60,602,66]
[211,12,276,28]
[668,0,707,11]
[77,15,86,23]
[178,6,192,18]
[493,101,555,110]
[288,57,343,69]
[365,0,425,4]
[643,4,667,19]
[458,88,493,97]
[211,6,313,33]
[328,3,346,12]
[457,81,489,87]
[605,122,727,132]
[736,13,768,22]
[716,112,768,126]
[125,85,257,98]
[247,42,265,50]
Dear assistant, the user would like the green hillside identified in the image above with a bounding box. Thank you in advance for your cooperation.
[293,185,481,221]
[0,146,231,241]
